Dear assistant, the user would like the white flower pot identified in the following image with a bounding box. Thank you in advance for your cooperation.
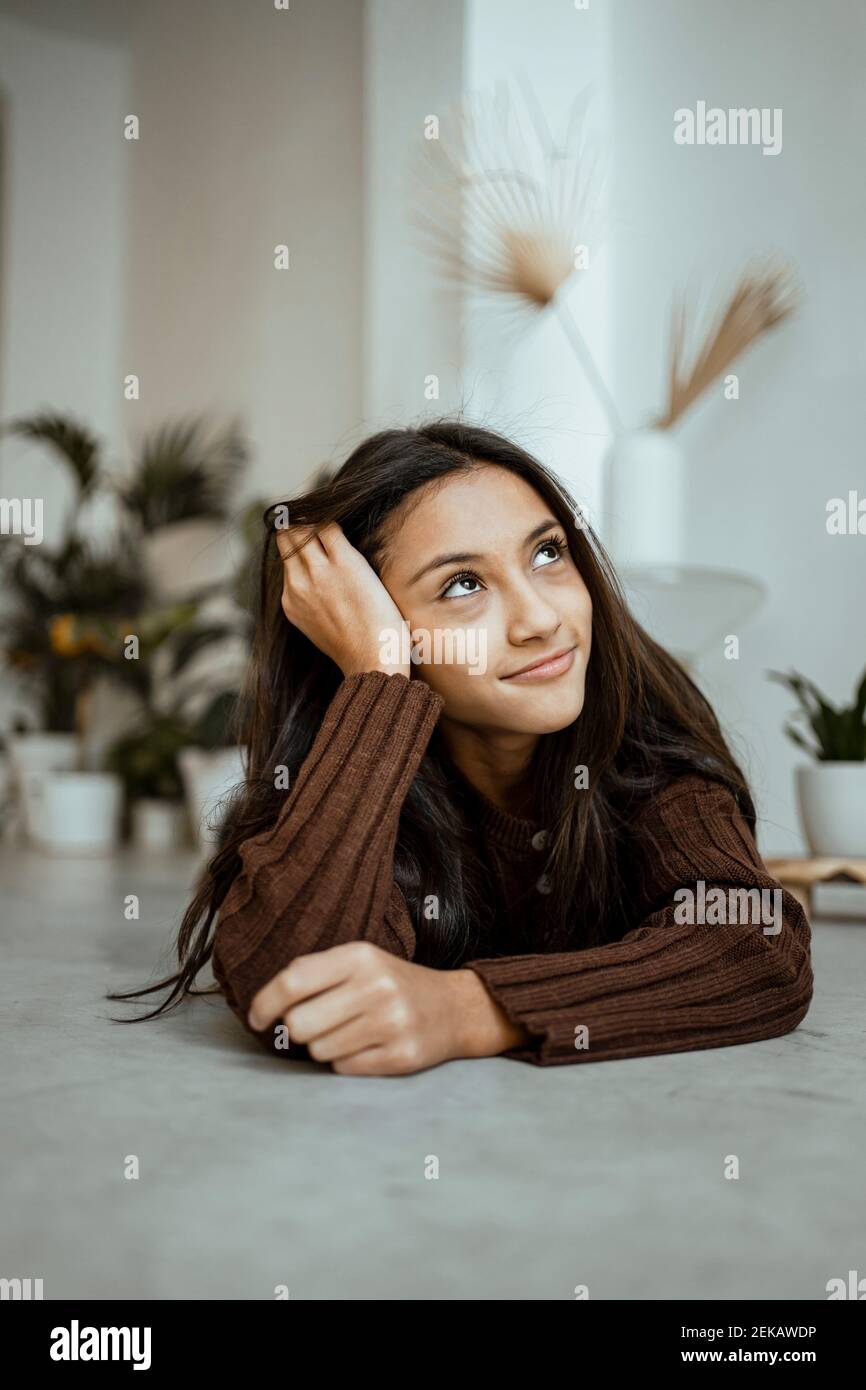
[796,763,866,858]
[30,771,123,855]
[131,798,189,852]
[178,746,245,851]
[605,427,687,567]
[6,733,78,842]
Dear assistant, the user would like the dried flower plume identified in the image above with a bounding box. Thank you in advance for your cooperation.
[657,261,799,429]
[409,77,622,432]
[409,77,608,313]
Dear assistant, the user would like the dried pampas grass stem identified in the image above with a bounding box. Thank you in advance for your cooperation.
[658,264,798,429]
[555,300,623,434]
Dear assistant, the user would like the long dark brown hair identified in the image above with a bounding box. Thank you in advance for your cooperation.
[107,418,755,1022]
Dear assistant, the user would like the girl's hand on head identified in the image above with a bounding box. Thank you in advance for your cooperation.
[275,520,410,680]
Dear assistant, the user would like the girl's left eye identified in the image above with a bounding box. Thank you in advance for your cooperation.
[530,536,567,569]
[439,534,567,600]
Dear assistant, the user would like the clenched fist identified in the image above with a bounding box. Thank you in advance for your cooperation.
[246,940,478,1075]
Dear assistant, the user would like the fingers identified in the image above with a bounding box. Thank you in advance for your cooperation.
[275,520,347,566]
[301,1007,385,1064]
[247,940,369,1031]
[275,523,319,564]
[286,981,365,1045]
[314,521,353,559]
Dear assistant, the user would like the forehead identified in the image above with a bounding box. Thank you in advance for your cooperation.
[393,466,548,542]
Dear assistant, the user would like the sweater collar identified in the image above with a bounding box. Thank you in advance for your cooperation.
[451,766,546,855]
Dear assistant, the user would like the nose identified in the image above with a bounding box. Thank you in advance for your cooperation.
[503,574,562,646]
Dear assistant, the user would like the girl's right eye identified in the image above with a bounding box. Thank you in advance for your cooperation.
[440,571,482,600]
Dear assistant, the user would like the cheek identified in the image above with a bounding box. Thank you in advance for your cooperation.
[411,635,492,686]
[409,603,498,659]
[407,621,500,701]
[577,583,593,634]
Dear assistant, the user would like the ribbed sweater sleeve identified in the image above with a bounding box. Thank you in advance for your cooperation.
[463,775,814,1067]
[211,670,444,1059]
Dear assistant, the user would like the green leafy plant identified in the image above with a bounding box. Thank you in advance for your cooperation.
[767,665,866,761]
[9,413,100,505]
[0,411,152,737]
[106,688,247,804]
[104,509,263,803]
[107,714,191,801]
[119,416,247,532]
[1,409,258,810]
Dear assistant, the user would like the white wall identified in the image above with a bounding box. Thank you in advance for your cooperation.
[123,0,365,507]
[0,9,129,543]
[362,0,465,431]
[606,0,866,852]
[0,9,130,729]
[462,0,613,533]
[0,0,366,518]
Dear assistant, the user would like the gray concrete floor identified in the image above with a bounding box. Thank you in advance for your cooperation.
[2,844,865,1301]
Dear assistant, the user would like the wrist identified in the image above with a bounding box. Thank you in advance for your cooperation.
[343,621,413,681]
[450,968,530,1059]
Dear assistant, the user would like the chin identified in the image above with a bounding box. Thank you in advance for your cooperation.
[505,685,586,734]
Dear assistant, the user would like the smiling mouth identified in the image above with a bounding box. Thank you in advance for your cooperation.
[500,645,578,682]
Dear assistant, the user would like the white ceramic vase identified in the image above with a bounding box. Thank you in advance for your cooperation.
[30,771,123,855]
[131,798,189,852]
[796,763,866,858]
[7,732,78,842]
[605,427,687,568]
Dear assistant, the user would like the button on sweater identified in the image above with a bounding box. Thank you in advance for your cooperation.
[210,670,813,1066]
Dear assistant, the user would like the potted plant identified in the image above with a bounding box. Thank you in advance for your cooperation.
[0,425,149,849]
[0,417,117,843]
[106,497,263,852]
[768,664,866,857]
[108,684,245,855]
[172,498,263,851]
[0,410,252,853]
[176,690,247,852]
[105,707,191,853]
[121,415,248,601]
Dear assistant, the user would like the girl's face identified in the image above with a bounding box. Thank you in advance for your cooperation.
[378,466,592,735]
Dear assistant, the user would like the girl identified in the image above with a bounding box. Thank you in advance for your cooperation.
[108,420,813,1073]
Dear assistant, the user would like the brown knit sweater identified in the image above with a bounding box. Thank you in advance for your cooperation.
[210,670,813,1066]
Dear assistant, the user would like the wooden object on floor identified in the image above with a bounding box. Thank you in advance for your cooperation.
[764,856,866,918]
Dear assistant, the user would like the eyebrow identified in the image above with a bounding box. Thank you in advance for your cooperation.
[407,518,561,587]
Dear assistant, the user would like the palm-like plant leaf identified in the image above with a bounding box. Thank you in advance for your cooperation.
[2,412,101,496]
[168,624,236,678]
[768,666,866,761]
[121,415,248,533]
[657,263,798,429]
[783,722,817,755]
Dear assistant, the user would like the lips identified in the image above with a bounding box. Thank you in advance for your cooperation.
[501,644,578,680]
